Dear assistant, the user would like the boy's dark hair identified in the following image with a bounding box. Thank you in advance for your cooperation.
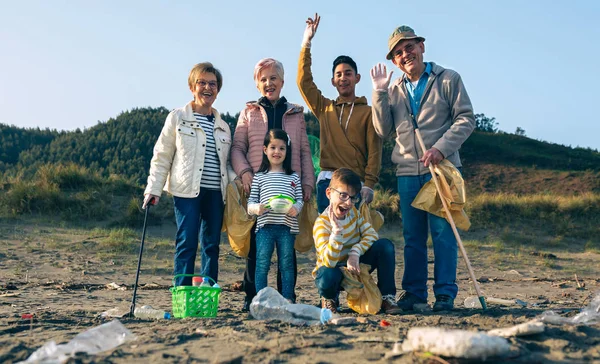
[258,129,294,175]
[332,55,358,75]
[330,168,361,195]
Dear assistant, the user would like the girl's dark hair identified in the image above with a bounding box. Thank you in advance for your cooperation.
[258,129,293,175]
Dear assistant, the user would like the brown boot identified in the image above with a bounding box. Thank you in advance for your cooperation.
[321,297,338,313]
[381,295,402,314]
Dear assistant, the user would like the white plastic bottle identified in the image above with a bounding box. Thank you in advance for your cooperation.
[134,306,171,319]
[464,296,483,309]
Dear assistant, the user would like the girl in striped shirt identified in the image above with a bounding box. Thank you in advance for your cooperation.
[247,129,304,302]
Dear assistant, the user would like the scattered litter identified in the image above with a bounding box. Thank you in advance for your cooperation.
[380,319,391,327]
[105,282,127,291]
[464,296,528,308]
[539,291,600,325]
[329,317,358,326]
[507,270,522,276]
[488,319,545,337]
[100,307,128,318]
[250,287,335,325]
[0,292,20,298]
[399,327,511,360]
[18,319,135,364]
[21,314,33,319]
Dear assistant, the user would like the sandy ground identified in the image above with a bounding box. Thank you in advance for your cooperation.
[1,221,599,363]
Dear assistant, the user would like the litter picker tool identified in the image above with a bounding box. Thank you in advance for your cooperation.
[128,200,152,317]
[410,117,487,310]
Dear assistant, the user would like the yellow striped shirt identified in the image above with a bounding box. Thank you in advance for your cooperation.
[312,205,378,277]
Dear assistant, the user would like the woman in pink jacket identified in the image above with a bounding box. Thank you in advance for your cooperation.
[231,58,315,310]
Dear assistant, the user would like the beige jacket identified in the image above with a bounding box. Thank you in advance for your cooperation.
[144,101,235,202]
[372,63,475,176]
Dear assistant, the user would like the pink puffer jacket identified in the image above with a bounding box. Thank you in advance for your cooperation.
[231,101,315,193]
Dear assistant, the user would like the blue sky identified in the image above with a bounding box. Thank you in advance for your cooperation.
[1,0,599,150]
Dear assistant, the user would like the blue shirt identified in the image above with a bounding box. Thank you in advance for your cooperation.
[404,62,431,116]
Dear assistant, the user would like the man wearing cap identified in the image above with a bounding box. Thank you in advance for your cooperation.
[370,26,475,311]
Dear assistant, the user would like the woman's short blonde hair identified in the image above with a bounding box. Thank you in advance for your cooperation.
[188,62,223,91]
[253,58,284,85]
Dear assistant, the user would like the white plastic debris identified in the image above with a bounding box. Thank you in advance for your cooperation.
[539,291,600,325]
[487,319,545,337]
[19,319,135,364]
[401,327,511,359]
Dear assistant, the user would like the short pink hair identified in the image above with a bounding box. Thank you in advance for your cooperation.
[253,58,284,85]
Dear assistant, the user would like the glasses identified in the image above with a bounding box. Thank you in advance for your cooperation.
[196,80,218,89]
[392,41,419,59]
[331,187,360,203]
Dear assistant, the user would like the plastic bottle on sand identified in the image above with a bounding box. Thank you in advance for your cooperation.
[464,296,483,309]
[134,306,171,319]
[250,287,333,325]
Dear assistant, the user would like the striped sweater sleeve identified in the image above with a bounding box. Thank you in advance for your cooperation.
[349,210,378,256]
[313,214,345,268]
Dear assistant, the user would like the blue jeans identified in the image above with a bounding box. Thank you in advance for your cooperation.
[397,173,458,301]
[255,224,296,300]
[317,178,362,214]
[173,189,223,286]
[314,239,397,299]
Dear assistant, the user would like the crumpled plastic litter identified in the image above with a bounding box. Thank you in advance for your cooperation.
[250,287,335,326]
[539,291,600,325]
[400,327,511,359]
[19,319,135,364]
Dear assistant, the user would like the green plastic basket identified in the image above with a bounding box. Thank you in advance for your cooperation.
[170,274,221,318]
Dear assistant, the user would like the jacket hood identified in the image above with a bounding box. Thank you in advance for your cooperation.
[334,95,368,106]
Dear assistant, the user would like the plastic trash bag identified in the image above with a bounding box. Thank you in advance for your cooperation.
[19,319,135,364]
[400,327,511,359]
[341,263,382,314]
[295,199,319,253]
[250,287,334,326]
[411,159,471,231]
[359,202,384,231]
[539,291,600,325]
[223,179,255,257]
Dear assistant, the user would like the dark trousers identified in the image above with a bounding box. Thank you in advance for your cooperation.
[314,238,397,299]
[243,222,297,302]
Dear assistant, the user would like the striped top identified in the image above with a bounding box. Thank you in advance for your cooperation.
[194,113,221,190]
[312,206,378,277]
[248,171,304,234]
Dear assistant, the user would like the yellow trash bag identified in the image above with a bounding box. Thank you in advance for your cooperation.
[223,179,255,257]
[359,202,385,231]
[341,263,382,314]
[411,159,471,231]
[295,200,319,253]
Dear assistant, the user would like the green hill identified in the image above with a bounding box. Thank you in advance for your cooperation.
[2,107,598,195]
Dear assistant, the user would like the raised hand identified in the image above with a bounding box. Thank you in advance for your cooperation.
[328,205,342,234]
[370,63,393,91]
[302,13,321,46]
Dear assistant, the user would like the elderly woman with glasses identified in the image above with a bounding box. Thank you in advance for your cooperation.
[231,57,315,310]
[143,62,234,286]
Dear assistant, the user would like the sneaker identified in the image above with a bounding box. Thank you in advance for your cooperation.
[381,295,402,314]
[321,297,338,313]
[396,291,427,311]
[433,295,454,311]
